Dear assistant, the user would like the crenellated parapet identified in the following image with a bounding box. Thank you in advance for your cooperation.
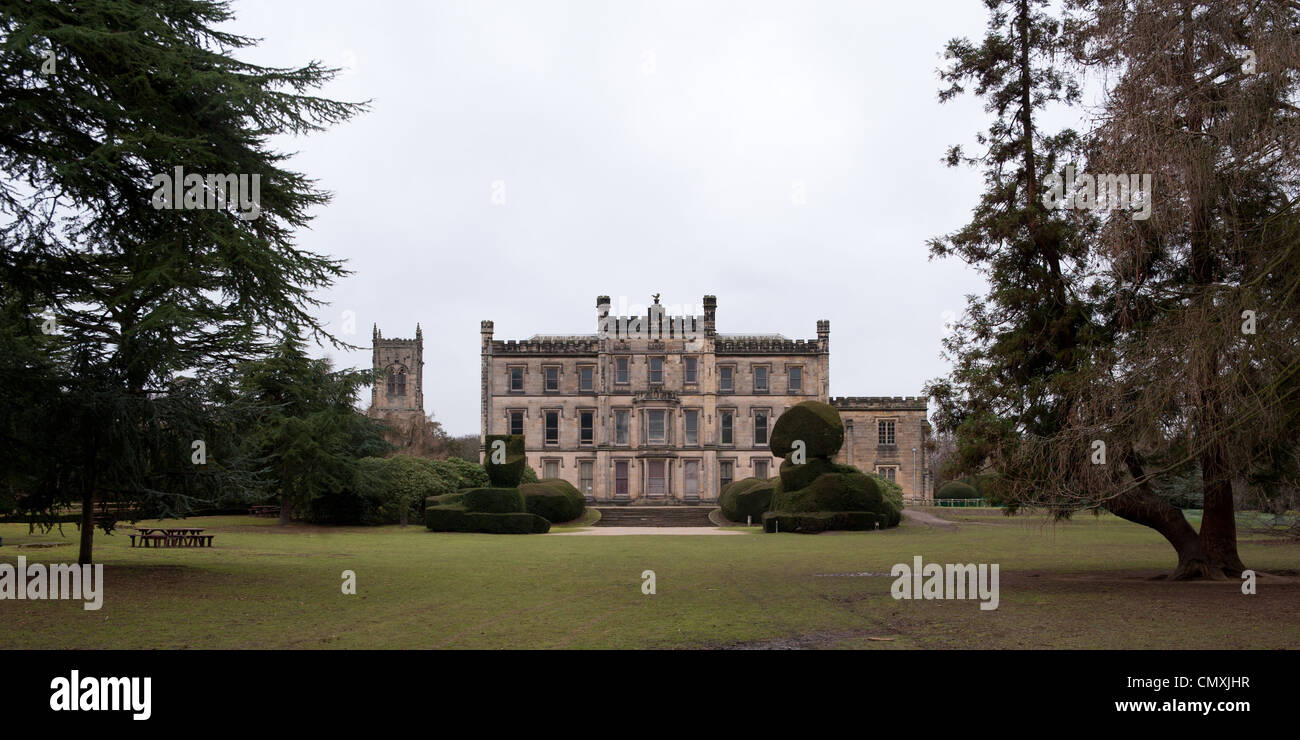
[831,396,928,411]
[715,337,824,355]
[491,338,600,355]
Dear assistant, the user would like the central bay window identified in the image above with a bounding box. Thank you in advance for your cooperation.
[648,356,663,385]
[579,410,594,446]
[684,410,699,446]
[647,409,667,444]
[720,411,733,445]
[544,410,559,445]
[647,460,667,498]
[754,411,769,446]
[614,410,629,445]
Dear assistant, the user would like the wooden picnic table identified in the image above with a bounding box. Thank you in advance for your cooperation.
[129,527,213,548]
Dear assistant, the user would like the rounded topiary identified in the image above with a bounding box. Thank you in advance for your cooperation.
[521,479,586,523]
[771,471,894,520]
[484,434,527,487]
[936,480,978,500]
[769,400,844,459]
[778,457,838,492]
[719,477,777,523]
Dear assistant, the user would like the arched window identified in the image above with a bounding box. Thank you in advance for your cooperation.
[386,365,408,397]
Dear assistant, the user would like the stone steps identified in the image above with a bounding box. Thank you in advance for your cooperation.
[593,505,717,527]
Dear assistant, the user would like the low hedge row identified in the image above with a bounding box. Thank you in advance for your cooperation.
[761,510,890,533]
[424,506,550,533]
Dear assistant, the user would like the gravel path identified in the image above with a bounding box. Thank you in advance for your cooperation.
[901,508,959,529]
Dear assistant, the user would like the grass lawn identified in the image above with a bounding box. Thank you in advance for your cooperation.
[1,508,1296,649]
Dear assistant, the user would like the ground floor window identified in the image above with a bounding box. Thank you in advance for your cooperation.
[615,461,629,497]
[876,466,896,482]
[684,460,699,498]
[544,460,559,479]
[719,461,734,491]
[647,460,667,497]
[579,461,593,498]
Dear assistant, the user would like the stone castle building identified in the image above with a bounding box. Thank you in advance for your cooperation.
[467,295,931,504]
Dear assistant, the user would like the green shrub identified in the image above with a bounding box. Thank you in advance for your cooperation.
[778,458,838,491]
[719,477,777,523]
[761,510,890,533]
[936,480,978,500]
[970,474,1009,506]
[871,473,904,512]
[424,506,549,534]
[461,487,526,513]
[769,400,844,459]
[430,457,489,490]
[484,434,527,487]
[521,479,585,523]
[768,471,901,528]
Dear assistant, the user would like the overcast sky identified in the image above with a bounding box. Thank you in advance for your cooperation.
[224,0,1017,436]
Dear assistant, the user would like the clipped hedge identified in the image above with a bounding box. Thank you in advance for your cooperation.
[768,400,844,459]
[761,510,890,533]
[719,477,777,523]
[461,487,526,513]
[521,478,586,523]
[484,434,528,487]
[936,481,978,500]
[424,506,550,534]
[778,458,839,492]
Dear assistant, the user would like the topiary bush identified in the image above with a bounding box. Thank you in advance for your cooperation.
[521,479,586,523]
[425,479,550,534]
[719,477,777,523]
[768,400,844,459]
[769,471,900,527]
[936,480,978,500]
[484,434,527,487]
[762,510,892,533]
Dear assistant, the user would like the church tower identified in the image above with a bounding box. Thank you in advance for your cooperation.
[370,324,424,419]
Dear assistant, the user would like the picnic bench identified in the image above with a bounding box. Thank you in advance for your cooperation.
[128,527,214,548]
[248,505,281,517]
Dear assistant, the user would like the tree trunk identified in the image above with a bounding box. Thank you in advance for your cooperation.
[279,490,291,525]
[1111,448,1216,579]
[1199,440,1245,575]
[77,489,95,565]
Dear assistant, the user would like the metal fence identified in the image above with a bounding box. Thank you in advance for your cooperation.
[903,497,987,508]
